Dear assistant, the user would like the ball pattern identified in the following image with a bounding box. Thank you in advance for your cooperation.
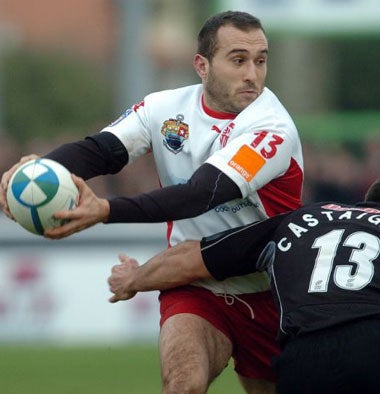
[7,159,79,235]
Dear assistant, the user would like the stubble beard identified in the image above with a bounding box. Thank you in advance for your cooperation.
[205,72,247,115]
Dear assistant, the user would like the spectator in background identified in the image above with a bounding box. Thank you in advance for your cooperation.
[304,142,365,204]
[362,134,380,192]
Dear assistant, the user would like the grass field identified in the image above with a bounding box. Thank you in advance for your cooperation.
[0,344,243,393]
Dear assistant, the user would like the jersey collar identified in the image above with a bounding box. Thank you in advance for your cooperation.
[201,94,237,120]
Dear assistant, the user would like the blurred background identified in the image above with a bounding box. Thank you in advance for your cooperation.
[0,0,379,392]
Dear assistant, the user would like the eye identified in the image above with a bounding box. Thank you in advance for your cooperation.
[256,57,267,65]
[232,57,245,65]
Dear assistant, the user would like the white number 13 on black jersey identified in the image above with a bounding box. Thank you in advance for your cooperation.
[308,230,380,292]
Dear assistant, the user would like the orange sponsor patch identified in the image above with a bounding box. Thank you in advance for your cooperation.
[228,145,266,182]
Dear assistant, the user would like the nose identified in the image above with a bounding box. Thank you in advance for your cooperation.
[243,61,258,84]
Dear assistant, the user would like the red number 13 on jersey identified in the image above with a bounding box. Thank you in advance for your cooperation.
[250,131,284,159]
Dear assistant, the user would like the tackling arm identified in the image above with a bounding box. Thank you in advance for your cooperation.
[108,240,211,302]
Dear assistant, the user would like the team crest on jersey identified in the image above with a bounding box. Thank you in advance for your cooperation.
[161,114,189,154]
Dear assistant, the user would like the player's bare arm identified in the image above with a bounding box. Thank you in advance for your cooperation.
[0,153,40,218]
[108,240,210,303]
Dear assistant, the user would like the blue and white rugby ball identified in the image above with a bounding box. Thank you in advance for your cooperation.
[6,158,79,235]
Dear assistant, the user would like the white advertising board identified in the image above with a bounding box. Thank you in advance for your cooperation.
[0,216,167,345]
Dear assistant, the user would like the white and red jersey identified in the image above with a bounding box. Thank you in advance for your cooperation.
[102,84,303,295]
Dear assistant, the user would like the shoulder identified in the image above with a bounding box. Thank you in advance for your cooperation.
[144,84,202,104]
[237,88,298,136]
[259,87,289,110]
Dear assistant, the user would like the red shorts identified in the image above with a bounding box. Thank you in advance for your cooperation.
[159,285,280,381]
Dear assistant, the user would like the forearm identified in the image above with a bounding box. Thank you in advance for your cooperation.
[107,163,242,223]
[130,241,211,292]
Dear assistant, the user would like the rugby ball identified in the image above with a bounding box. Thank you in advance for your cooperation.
[6,158,79,235]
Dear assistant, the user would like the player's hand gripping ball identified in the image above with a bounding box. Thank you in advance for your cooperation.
[6,158,79,235]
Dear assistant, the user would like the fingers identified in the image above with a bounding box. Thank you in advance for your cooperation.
[0,182,12,219]
[1,154,40,218]
[1,168,16,218]
[107,286,137,303]
[108,257,138,303]
[53,209,78,221]
[43,177,103,239]
[71,174,86,193]
[43,207,83,239]
[118,253,128,263]
[108,294,119,303]
[20,154,40,164]
[44,221,82,239]
[108,293,136,303]
[118,254,139,268]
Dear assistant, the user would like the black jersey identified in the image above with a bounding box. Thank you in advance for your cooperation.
[201,201,380,344]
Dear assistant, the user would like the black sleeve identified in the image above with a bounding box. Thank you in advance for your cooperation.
[107,163,242,223]
[200,213,288,280]
[44,132,129,180]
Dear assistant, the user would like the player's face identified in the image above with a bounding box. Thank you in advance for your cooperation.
[195,26,268,114]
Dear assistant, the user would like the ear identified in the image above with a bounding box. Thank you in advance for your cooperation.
[193,54,209,79]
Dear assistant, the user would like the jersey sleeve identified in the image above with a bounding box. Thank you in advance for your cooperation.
[101,98,153,163]
[206,129,297,199]
[107,163,242,223]
[201,212,288,280]
[44,132,129,179]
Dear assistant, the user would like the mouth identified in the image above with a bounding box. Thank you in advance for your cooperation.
[238,90,258,98]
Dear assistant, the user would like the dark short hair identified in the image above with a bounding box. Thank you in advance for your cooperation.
[197,11,265,60]
[365,178,380,202]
